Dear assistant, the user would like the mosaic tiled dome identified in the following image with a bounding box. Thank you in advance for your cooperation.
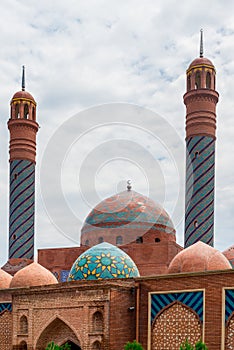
[81,190,175,246]
[68,242,140,281]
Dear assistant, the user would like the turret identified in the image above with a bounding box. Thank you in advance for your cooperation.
[183,30,219,247]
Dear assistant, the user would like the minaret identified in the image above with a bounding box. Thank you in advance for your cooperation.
[183,30,219,247]
[8,66,39,260]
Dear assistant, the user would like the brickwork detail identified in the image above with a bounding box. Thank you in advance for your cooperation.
[0,310,13,350]
[226,314,234,350]
[151,302,202,350]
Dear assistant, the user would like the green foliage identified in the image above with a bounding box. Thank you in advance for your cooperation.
[124,340,144,350]
[195,340,208,350]
[180,339,208,350]
[46,341,71,350]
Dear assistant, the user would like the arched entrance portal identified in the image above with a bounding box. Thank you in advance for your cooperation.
[62,340,81,350]
[36,317,81,350]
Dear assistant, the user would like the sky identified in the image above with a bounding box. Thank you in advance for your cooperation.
[0,0,233,265]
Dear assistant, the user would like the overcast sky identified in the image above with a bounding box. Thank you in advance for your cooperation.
[0,0,233,265]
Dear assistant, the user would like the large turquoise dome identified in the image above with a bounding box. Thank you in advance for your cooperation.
[68,242,140,281]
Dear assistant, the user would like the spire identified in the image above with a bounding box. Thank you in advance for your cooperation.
[200,29,203,58]
[22,65,25,91]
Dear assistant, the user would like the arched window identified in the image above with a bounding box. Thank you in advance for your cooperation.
[15,104,20,118]
[116,236,123,245]
[187,75,191,91]
[206,72,211,88]
[24,104,29,119]
[93,311,104,332]
[136,236,143,243]
[32,106,36,121]
[195,71,201,89]
[20,315,28,334]
[19,341,27,350]
[85,239,90,246]
[92,341,101,350]
[98,237,104,244]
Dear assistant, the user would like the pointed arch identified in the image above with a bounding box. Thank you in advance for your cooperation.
[226,312,234,349]
[92,340,102,349]
[15,103,20,118]
[35,316,81,350]
[19,341,27,350]
[195,71,201,89]
[24,104,29,119]
[206,71,211,88]
[151,301,202,350]
[19,315,28,334]
[93,311,104,332]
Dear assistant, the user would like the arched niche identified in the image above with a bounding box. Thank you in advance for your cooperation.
[151,301,202,350]
[36,317,81,350]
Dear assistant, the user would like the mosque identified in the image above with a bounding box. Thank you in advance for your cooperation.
[0,32,234,350]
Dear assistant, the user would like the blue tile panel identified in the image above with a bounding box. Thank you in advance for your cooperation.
[68,242,140,281]
[185,136,215,247]
[0,303,12,314]
[82,190,175,235]
[9,160,35,259]
[60,270,70,282]
[225,290,234,322]
[151,291,203,324]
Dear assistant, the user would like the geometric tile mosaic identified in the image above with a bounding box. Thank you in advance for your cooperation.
[225,289,234,323]
[60,270,70,282]
[151,291,203,323]
[0,303,12,314]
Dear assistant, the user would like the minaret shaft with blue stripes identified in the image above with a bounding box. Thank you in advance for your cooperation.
[8,67,38,259]
[184,32,219,248]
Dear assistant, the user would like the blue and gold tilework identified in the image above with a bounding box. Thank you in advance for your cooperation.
[68,242,140,281]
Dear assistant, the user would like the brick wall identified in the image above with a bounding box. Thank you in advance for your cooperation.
[137,269,234,350]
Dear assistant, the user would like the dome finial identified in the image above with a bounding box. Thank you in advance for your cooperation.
[22,65,25,91]
[127,179,132,191]
[200,29,204,58]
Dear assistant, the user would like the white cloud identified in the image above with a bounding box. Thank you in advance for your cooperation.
[0,0,234,264]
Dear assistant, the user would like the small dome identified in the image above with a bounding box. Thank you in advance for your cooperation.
[188,57,214,70]
[10,262,58,288]
[223,245,234,268]
[168,242,232,274]
[81,190,175,246]
[68,242,140,281]
[11,90,35,103]
[0,269,12,289]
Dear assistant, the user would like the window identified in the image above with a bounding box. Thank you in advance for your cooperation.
[93,311,104,332]
[194,221,198,228]
[98,237,104,244]
[116,236,123,245]
[20,315,28,334]
[136,236,143,243]
[24,104,29,119]
[187,75,191,91]
[32,106,36,121]
[92,341,101,350]
[206,72,211,88]
[15,104,20,118]
[85,239,89,246]
[155,238,161,243]
[194,151,200,159]
[19,341,27,350]
[195,71,201,89]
